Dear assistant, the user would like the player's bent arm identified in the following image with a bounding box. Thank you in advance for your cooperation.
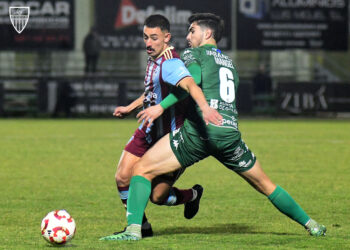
[178,77,222,126]
[160,87,188,110]
[159,62,201,110]
[138,76,223,126]
[113,93,144,117]
[186,62,202,84]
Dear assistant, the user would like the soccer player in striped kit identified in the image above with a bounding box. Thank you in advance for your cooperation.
[101,13,326,241]
[111,14,220,237]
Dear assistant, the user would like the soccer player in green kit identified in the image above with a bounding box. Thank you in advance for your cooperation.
[100,13,326,241]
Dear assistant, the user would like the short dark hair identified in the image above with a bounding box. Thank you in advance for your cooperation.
[144,14,170,32]
[188,13,224,42]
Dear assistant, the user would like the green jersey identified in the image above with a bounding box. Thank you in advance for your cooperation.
[181,44,240,140]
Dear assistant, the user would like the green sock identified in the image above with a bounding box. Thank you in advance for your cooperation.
[127,175,151,226]
[268,185,310,226]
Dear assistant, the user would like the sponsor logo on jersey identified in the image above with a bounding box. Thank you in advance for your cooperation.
[210,99,219,109]
[213,113,238,129]
[221,118,237,128]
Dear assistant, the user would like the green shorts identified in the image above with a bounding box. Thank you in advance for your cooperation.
[169,125,256,173]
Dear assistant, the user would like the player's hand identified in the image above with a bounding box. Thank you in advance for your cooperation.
[202,107,222,126]
[136,104,164,128]
[113,106,129,118]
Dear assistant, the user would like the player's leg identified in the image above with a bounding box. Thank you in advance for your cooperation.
[216,138,325,236]
[126,126,209,226]
[127,133,183,220]
[114,128,200,236]
[100,126,209,241]
[237,160,276,196]
[114,150,153,237]
[238,156,326,236]
[151,172,203,219]
[115,150,139,205]
[100,134,181,241]
[151,175,192,206]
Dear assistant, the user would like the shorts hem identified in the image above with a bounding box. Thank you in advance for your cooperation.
[124,147,144,158]
[235,157,257,173]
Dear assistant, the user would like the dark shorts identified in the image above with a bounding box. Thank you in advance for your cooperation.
[124,128,152,157]
[169,125,256,173]
[124,128,184,183]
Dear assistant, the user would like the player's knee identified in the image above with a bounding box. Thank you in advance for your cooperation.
[133,161,148,176]
[149,192,166,205]
[115,170,131,187]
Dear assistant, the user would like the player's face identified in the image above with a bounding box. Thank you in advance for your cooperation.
[186,22,205,48]
[143,26,171,59]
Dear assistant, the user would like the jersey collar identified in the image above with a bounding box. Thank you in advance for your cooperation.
[200,44,221,53]
[200,44,217,49]
[156,46,174,59]
[148,46,174,64]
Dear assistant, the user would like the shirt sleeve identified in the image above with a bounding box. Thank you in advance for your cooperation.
[187,62,202,84]
[161,58,191,86]
[181,48,201,84]
[181,48,199,67]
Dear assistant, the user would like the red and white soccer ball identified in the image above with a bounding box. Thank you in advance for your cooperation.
[41,209,76,245]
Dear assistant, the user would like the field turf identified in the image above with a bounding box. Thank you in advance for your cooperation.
[1,118,349,249]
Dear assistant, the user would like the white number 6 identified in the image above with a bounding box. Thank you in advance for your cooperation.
[219,67,235,103]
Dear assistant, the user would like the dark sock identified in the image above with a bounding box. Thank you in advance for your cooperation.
[172,187,194,205]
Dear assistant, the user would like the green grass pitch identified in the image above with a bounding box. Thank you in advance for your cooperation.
[1,118,349,249]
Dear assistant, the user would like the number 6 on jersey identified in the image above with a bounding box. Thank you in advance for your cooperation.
[219,67,235,103]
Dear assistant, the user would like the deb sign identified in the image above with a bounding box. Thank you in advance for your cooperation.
[237,0,348,50]
[95,0,232,50]
[277,82,350,114]
[0,0,74,50]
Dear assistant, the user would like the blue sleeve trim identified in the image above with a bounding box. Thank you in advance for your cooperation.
[162,58,191,86]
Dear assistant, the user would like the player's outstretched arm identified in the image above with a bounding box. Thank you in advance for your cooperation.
[178,77,222,125]
[113,93,144,118]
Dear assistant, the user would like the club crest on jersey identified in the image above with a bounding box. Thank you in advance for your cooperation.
[9,6,30,34]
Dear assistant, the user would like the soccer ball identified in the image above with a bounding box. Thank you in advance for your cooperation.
[41,209,76,245]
